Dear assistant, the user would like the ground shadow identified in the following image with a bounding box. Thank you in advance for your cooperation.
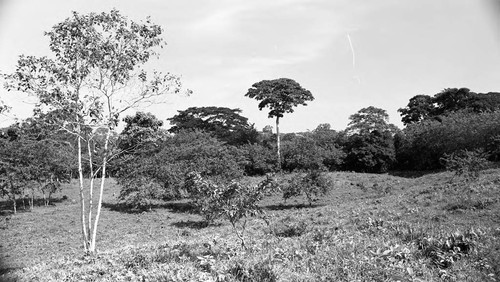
[388,170,444,179]
[0,196,69,213]
[171,220,219,229]
[102,201,197,214]
[263,203,325,211]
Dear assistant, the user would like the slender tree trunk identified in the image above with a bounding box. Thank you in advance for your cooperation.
[87,139,94,242]
[30,190,34,211]
[77,128,89,253]
[9,178,16,214]
[89,127,111,253]
[276,116,281,171]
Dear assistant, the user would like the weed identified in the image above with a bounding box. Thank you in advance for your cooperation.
[229,261,277,282]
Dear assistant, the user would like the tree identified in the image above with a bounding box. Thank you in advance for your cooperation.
[344,107,397,172]
[397,95,434,125]
[168,106,258,146]
[245,78,314,169]
[346,106,398,135]
[398,88,500,126]
[3,10,187,254]
[118,111,167,155]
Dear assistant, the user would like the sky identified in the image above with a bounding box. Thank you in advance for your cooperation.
[0,0,499,132]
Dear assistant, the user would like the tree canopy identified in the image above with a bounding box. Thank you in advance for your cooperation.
[346,106,398,135]
[245,78,314,118]
[245,78,314,169]
[168,106,258,145]
[399,88,500,126]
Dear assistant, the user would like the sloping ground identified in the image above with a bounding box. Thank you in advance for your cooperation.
[1,170,499,281]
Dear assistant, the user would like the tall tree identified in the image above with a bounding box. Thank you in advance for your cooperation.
[245,78,314,169]
[346,106,398,135]
[344,107,397,172]
[168,106,258,145]
[3,10,187,254]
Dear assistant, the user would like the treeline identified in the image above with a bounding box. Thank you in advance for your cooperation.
[2,87,500,211]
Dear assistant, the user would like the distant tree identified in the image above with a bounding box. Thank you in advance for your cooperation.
[344,107,397,172]
[168,106,258,146]
[399,88,500,126]
[346,106,398,135]
[344,130,396,173]
[262,125,273,134]
[398,95,434,125]
[397,110,500,170]
[3,10,187,254]
[245,78,314,169]
[281,136,325,172]
[310,124,346,171]
[118,111,167,155]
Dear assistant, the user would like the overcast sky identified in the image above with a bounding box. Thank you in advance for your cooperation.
[1,0,499,132]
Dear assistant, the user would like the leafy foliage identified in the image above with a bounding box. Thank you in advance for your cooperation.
[184,172,271,247]
[281,136,326,172]
[240,143,277,176]
[441,150,489,181]
[344,107,397,173]
[118,111,168,155]
[168,106,258,146]
[399,88,500,126]
[3,9,187,254]
[397,110,500,170]
[346,106,398,135]
[245,78,314,169]
[280,170,332,205]
[116,130,244,208]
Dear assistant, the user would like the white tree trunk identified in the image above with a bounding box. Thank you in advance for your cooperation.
[276,116,281,171]
[87,139,95,243]
[77,128,89,253]
[89,127,111,253]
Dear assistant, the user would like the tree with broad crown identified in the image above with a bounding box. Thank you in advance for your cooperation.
[346,106,398,135]
[118,111,167,155]
[3,9,188,254]
[245,78,314,170]
[168,106,258,145]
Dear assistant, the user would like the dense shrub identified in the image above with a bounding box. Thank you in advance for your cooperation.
[240,143,277,175]
[441,149,489,181]
[397,110,500,170]
[280,170,333,205]
[343,130,396,173]
[281,136,326,172]
[184,172,271,247]
[116,131,245,209]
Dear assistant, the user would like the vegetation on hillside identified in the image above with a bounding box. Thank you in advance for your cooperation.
[1,8,499,282]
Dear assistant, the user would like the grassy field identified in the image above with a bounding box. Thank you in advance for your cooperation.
[0,170,499,281]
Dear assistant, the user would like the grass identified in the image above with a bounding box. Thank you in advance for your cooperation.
[0,170,499,281]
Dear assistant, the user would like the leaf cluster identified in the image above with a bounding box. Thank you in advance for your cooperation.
[245,78,314,118]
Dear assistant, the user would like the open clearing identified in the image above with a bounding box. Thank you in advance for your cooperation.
[1,170,499,281]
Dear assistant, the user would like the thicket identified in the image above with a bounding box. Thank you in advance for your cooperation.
[396,110,500,170]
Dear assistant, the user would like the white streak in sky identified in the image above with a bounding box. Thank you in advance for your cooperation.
[347,33,355,69]
[347,33,361,84]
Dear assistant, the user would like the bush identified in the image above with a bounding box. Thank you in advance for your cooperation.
[184,172,271,247]
[397,110,500,170]
[240,143,277,176]
[280,170,332,205]
[441,149,489,181]
[116,131,245,209]
[281,136,326,172]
